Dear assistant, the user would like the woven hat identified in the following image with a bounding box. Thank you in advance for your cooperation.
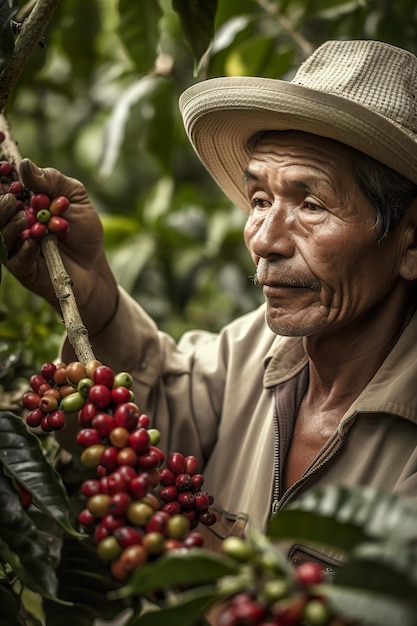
[179,39,417,214]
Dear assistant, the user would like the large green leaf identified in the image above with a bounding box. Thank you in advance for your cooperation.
[324,584,417,626]
[126,586,217,626]
[268,485,417,552]
[118,0,162,74]
[112,548,240,598]
[0,411,79,536]
[43,537,131,626]
[0,473,60,599]
[333,540,417,602]
[172,0,219,72]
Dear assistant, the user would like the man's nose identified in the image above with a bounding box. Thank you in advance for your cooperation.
[250,205,295,259]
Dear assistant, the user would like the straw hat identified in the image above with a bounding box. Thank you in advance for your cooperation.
[179,39,417,214]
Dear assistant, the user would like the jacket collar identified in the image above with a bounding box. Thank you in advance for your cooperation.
[263,309,417,426]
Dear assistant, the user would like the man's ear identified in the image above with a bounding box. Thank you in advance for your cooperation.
[399,197,417,281]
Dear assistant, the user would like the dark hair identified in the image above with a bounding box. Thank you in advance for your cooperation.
[351,152,417,242]
[247,130,417,242]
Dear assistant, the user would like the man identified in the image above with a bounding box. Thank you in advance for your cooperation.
[1,39,417,568]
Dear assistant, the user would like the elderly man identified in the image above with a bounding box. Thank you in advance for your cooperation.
[1,39,417,569]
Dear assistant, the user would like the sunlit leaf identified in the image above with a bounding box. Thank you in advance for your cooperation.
[118,0,162,74]
[0,411,79,536]
[172,0,219,73]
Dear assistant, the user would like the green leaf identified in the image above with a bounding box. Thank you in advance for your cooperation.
[43,537,131,626]
[118,0,162,74]
[324,584,417,626]
[126,585,218,626]
[333,541,417,603]
[268,485,417,552]
[0,0,18,72]
[0,474,60,600]
[172,0,219,73]
[111,548,240,598]
[0,411,79,536]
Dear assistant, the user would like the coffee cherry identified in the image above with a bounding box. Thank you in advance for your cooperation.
[66,361,87,386]
[46,409,66,430]
[113,402,140,430]
[177,491,195,510]
[93,365,115,388]
[77,428,102,447]
[184,455,199,475]
[166,514,190,539]
[159,485,179,503]
[168,452,186,475]
[129,473,152,499]
[111,385,131,405]
[100,446,119,471]
[85,359,102,379]
[81,479,102,497]
[22,391,41,410]
[183,531,204,548]
[127,501,154,526]
[49,195,70,215]
[110,545,147,581]
[0,161,13,176]
[175,473,192,492]
[77,377,94,397]
[222,536,252,563]
[59,391,86,413]
[108,492,132,516]
[146,510,170,535]
[128,428,150,454]
[97,536,123,562]
[113,526,143,548]
[117,447,138,467]
[80,444,106,468]
[162,501,182,516]
[88,384,112,409]
[87,493,111,517]
[302,599,331,625]
[113,371,133,388]
[25,408,43,428]
[78,508,98,528]
[295,562,324,587]
[30,193,50,211]
[87,413,111,438]
[40,362,57,381]
[191,473,204,491]
[198,510,217,526]
[137,413,150,429]
[36,209,51,223]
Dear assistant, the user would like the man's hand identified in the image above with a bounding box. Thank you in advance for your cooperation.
[0,159,119,335]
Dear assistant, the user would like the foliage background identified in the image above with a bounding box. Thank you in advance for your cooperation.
[1,0,417,393]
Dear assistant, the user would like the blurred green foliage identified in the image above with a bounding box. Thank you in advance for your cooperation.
[1,0,417,388]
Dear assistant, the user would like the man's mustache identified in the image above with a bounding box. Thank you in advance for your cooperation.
[252,268,320,291]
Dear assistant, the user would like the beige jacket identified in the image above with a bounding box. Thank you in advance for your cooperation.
[85,287,417,566]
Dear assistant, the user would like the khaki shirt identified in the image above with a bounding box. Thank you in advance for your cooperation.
[83,287,417,565]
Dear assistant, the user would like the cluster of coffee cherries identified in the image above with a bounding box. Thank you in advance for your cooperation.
[0,153,70,241]
[22,358,216,581]
[217,537,335,626]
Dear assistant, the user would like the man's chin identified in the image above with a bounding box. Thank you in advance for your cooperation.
[265,311,328,337]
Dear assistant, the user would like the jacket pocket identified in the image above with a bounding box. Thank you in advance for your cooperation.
[197,506,249,554]
[287,543,344,577]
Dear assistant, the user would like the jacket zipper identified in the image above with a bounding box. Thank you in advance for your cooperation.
[271,406,355,515]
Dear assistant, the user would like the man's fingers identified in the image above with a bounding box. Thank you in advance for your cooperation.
[20,158,88,203]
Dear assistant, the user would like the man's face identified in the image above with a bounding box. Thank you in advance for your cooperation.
[243,131,408,337]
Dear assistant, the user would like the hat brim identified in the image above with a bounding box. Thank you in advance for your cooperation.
[180,77,417,214]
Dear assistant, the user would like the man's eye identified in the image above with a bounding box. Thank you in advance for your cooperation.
[251,197,269,210]
[303,201,323,211]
